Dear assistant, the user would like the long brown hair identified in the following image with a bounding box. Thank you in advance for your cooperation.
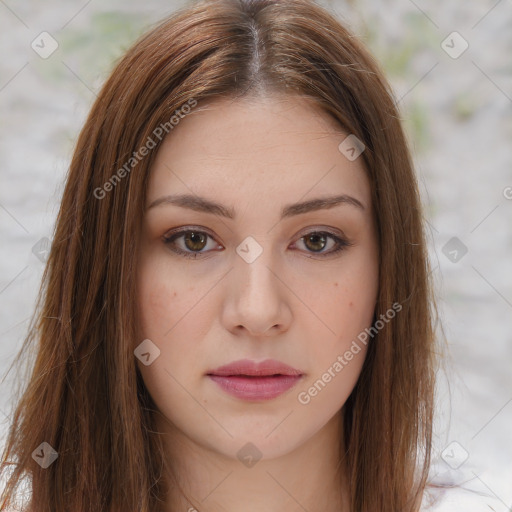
[0,0,437,510]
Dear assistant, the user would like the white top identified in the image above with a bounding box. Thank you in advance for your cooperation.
[422,485,506,511]
[420,456,507,511]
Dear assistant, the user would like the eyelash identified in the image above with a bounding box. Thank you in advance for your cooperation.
[162,226,353,259]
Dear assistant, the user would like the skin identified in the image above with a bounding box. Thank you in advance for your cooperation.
[136,93,379,512]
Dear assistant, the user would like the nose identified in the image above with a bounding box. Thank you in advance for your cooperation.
[221,245,292,337]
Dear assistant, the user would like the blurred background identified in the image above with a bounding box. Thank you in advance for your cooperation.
[0,0,511,507]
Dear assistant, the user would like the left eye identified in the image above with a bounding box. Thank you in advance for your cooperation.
[162,228,351,259]
[293,231,350,256]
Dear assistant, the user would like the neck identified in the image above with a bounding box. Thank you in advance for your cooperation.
[157,409,350,512]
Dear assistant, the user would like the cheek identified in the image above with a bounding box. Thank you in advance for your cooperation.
[135,263,201,406]
[136,256,211,365]
[319,258,378,339]
[138,276,174,336]
[136,255,196,338]
[296,276,375,412]
[300,246,378,388]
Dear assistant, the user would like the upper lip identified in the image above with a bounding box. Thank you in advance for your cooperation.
[207,358,303,377]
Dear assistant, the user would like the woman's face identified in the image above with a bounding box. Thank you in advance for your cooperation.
[136,94,379,461]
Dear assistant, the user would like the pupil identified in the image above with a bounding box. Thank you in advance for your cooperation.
[306,234,326,252]
[185,232,207,251]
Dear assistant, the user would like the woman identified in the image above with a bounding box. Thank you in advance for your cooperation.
[0,0,499,510]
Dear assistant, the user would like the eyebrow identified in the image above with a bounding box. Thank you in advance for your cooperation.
[146,193,365,219]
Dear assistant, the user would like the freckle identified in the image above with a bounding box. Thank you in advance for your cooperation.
[334,282,338,286]
[173,292,177,297]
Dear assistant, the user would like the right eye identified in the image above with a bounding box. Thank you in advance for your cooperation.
[162,228,223,259]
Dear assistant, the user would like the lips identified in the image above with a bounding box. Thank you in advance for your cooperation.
[208,358,303,377]
[207,359,304,401]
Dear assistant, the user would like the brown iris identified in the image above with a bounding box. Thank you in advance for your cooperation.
[303,233,327,252]
[183,231,208,251]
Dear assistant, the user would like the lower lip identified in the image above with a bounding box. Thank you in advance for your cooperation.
[208,374,302,401]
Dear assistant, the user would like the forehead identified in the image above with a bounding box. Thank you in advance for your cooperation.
[147,94,371,211]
